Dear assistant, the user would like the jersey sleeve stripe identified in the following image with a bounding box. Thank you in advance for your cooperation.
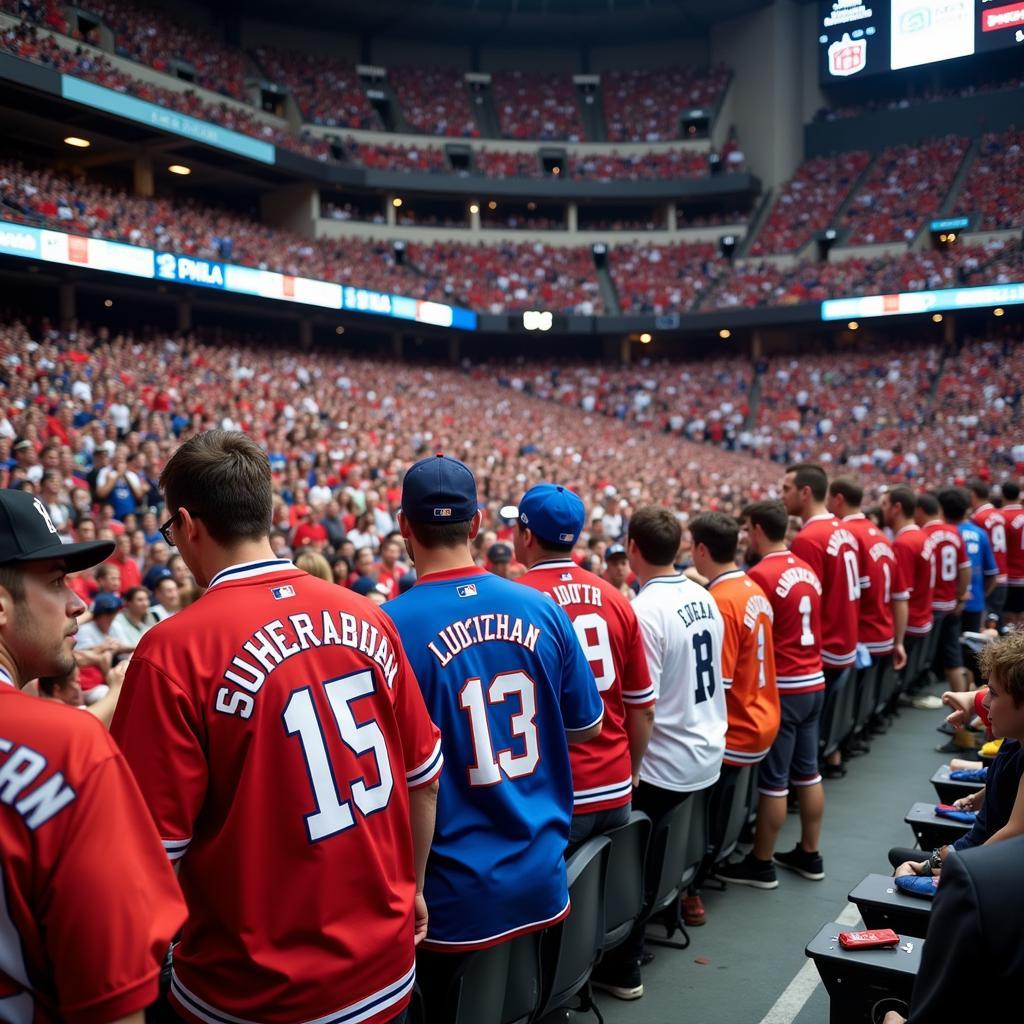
[569,708,605,733]
[723,746,771,765]
[406,739,444,789]
[573,779,633,806]
[892,590,911,600]
[420,898,570,952]
[162,838,191,862]
[621,685,656,704]
[171,962,416,1024]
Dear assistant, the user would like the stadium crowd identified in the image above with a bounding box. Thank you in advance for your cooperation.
[389,65,481,138]
[492,70,586,142]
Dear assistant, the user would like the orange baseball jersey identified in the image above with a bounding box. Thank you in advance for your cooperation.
[707,569,780,766]
[519,559,655,813]
[0,671,186,1024]
[110,559,443,1024]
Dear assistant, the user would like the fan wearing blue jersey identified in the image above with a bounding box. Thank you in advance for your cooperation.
[385,455,604,1021]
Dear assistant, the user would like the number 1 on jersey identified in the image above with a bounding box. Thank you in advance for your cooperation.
[460,670,540,787]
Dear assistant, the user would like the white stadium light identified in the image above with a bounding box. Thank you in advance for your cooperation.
[523,310,553,332]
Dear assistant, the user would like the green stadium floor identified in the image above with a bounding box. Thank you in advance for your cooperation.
[593,685,954,1024]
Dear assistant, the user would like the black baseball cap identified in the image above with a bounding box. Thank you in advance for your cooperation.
[401,454,478,524]
[487,542,513,564]
[0,489,113,572]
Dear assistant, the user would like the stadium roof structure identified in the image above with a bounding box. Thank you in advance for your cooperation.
[210,0,779,46]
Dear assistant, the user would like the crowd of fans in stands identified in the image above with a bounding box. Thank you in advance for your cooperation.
[390,65,481,138]
[492,70,586,142]
[953,129,1024,232]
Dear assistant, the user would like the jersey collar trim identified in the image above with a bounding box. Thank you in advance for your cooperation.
[896,524,920,536]
[0,666,14,688]
[975,503,994,514]
[759,550,791,561]
[416,565,488,585]
[708,568,745,589]
[803,513,835,526]
[639,572,685,591]
[842,513,866,521]
[527,559,578,572]
[207,559,296,590]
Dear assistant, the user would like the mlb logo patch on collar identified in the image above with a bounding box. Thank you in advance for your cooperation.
[271,585,296,600]
[456,583,478,598]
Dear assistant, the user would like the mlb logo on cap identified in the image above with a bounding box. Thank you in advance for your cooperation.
[508,483,585,548]
[402,454,478,524]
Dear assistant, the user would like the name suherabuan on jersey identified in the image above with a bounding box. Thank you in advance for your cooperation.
[216,611,399,719]
[428,613,541,666]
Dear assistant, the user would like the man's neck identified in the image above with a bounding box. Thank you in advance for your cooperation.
[636,563,678,586]
[803,502,829,523]
[527,547,573,569]
[761,542,788,556]
[410,544,476,579]
[707,562,740,582]
[198,540,279,587]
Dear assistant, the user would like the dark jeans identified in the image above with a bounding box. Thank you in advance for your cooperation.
[597,782,694,971]
[567,801,631,851]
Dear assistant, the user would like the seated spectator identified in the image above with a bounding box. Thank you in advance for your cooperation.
[150,573,180,621]
[294,548,332,582]
[492,70,584,142]
[109,584,158,650]
[74,591,130,698]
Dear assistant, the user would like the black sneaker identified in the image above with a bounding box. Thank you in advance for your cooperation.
[717,854,778,889]
[591,959,644,1000]
[773,844,825,881]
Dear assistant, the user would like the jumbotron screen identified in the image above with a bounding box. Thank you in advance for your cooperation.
[819,0,1024,81]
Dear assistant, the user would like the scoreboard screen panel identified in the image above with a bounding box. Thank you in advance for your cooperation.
[819,0,1024,81]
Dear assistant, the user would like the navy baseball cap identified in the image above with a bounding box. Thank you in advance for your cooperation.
[401,454,478,524]
[92,592,123,615]
[606,543,628,560]
[487,542,513,564]
[507,484,585,547]
[0,489,113,572]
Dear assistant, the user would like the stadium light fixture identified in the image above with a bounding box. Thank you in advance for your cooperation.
[488,200,497,210]
[469,203,479,214]
[994,307,1005,317]
[932,313,943,323]
[103,299,113,307]
[63,136,90,148]
[527,202,536,211]
[168,164,191,175]
[392,197,403,208]
[719,328,731,339]
[848,321,859,330]
[640,333,652,344]
[335,326,345,335]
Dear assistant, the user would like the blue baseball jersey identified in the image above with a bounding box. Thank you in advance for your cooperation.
[959,521,998,613]
[385,566,603,950]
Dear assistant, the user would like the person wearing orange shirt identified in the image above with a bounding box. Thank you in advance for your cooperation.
[689,512,779,917]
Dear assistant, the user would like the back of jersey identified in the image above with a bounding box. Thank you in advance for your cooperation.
[385,567,603,951]
[519,559,655,814]
[112,563,442,1024]
[844,515,897,655]
[632,574,727,793]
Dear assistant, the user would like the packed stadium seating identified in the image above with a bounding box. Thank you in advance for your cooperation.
[569,148,712,182]
[407,240,604,315]
[472,148,545,179]
[750,151,870,255]
[492,70,586,142]
[840,136,969,245]
[952,129,1024,232]
[611,242,726,314]
[601,65,731,142]
[345,139,451,174]
[389,65,481,138]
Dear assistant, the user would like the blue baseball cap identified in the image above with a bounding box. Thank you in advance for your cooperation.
[401,454,478,524]
[509,483,585,547]
[92,592,123,615]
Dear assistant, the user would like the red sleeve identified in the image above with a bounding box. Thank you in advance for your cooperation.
[974,687,990,731]
[110,654,208,860]
[386,625,443,789]
[892,543,913,600]
[620,609,655,706]
[41,750,187,1024]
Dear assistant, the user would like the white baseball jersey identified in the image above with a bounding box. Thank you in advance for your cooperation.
[632,573,727,793]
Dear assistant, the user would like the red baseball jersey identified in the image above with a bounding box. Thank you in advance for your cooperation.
[748,550,825,695]
[788,513,860,669]
[1,674,185,1024]
[1004,503,1024,588]
[708,569,779,766]
[519,559,654,813]
[110,559,443,1024]
[843,514,897,655]
[892,525,934,635]
[922,520,970,612]
[972,503,1009,581]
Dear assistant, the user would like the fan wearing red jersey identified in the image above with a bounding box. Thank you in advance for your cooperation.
[689,512,780,898]
[968,478,1009,622]
[719,501,827,889]
[1002,481,1024,626]
[782,464,860,778]
[883,487,933,696]
[827,478,908,752]
[110,432,442,1024]
[514,485,655,847]
[0,487,186,1024]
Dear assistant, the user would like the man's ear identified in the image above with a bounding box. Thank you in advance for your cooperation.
[467,509,484,541]
[0,585,14,628]
[396,510,412,539]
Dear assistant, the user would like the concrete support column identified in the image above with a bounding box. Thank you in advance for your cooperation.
[567,202,578,232]
[133,154,154,197]
[751,329,764,360]
[58,282,75,322]
[177,300,192,332]
[943,313,956,349]
[470,205,481,232]
[666,202,678,231]
[386,198,398,227]
[619,335,631,365]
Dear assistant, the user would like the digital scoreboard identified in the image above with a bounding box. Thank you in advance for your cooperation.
[819,0,1024,81]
